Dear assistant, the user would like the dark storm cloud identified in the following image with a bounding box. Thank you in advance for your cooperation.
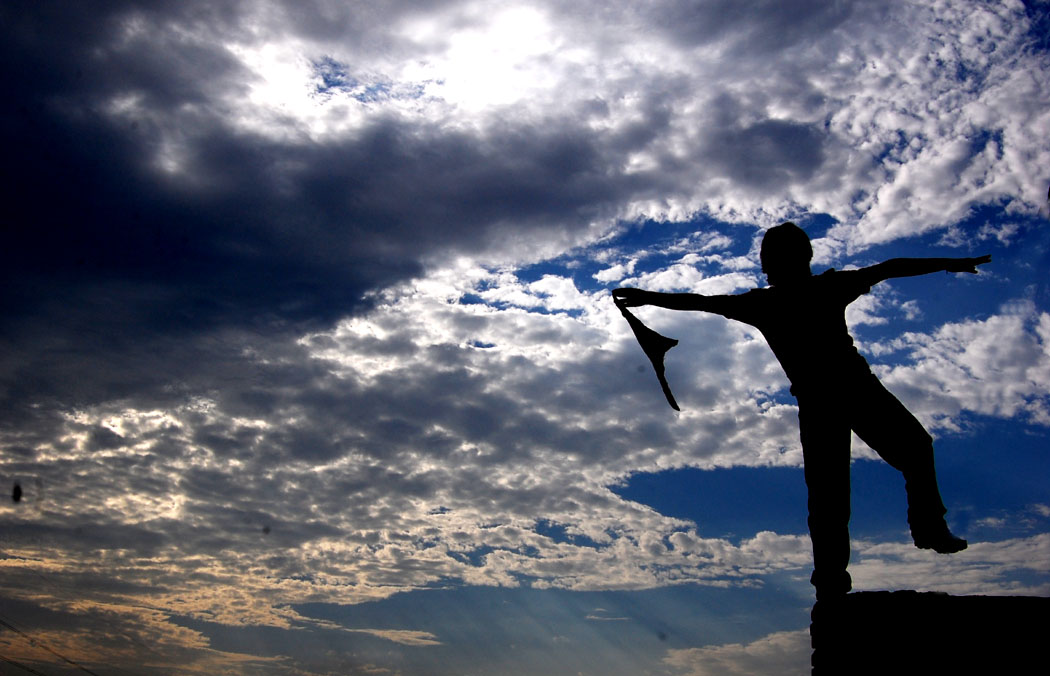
[703,118,827,189]
[0,1,660,421]
[646,0,866,52]
[6,0,1036,434]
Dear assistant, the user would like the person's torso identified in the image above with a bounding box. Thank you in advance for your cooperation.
[734,270,872,393]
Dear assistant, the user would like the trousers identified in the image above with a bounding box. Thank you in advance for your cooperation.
[796,373,947,597]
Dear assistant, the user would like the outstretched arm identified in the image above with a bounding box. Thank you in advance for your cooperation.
[612,287,737,315]
[858,255,991,286]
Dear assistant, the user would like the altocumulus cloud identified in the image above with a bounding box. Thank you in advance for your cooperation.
[1,0,1049,672]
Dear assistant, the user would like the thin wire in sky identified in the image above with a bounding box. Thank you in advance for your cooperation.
[0,615,103,676]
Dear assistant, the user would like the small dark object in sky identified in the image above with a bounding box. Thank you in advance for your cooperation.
[12,483,22,502]
[262,525,271,535]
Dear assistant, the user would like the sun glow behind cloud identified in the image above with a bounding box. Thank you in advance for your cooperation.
[402,5,565,111]
[218,4,570,142]
[92,0,1049,255]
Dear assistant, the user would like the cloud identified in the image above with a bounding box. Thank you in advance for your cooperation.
[585,610,630,621]
[594,259,637,283]
[346,628,442,646]
[871,300,1050,430]
[3,239,1046,670]
[6,256,1043,608]
[663,629,811,676]
[644,0,859,53]
[850,533,1050,596]
[701,115,828,190]
[0,596,289,676]
[2,0,1046,427]
[2,1,1049,671]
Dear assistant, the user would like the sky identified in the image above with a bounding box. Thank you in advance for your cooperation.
[1,0,1049,674]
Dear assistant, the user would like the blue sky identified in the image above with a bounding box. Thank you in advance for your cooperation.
[1,1,1049,674]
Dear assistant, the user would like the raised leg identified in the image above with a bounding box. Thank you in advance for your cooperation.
[849,375,966,553]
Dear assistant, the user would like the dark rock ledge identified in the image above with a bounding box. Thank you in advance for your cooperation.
[811,590,1049,674]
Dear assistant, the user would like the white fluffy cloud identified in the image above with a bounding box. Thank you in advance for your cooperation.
[664,629,811,676]
[872,300,1050,430]
[851,533,1050,596]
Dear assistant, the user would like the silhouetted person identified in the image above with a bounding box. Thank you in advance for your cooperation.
[614,222,989,599]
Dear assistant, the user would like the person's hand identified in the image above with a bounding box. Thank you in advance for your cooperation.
[946,255,992,274]
[612,287,651,307]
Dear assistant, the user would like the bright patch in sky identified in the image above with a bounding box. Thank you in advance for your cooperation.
[403,5,562,110]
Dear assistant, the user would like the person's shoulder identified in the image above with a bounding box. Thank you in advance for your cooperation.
[816,267,872,296]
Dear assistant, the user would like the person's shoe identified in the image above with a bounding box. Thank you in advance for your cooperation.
[912,523,968,553]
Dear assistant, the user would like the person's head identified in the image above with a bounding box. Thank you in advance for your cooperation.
[760,222,812,286]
